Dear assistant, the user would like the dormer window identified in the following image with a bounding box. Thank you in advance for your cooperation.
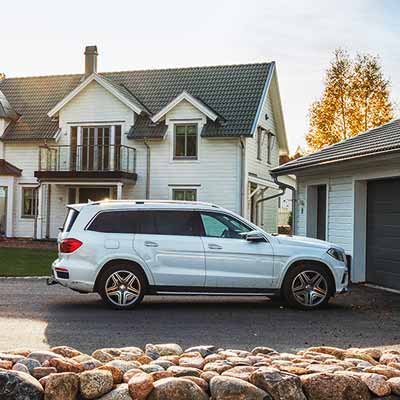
[173,124,198,160]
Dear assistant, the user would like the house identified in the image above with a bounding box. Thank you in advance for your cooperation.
[0,46,289,239]
[272,119,400,291]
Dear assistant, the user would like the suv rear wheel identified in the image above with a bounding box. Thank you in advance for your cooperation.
[98,264,145,309]
[282,264,333,310]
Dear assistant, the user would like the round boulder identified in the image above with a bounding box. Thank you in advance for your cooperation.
[147,377,208,400]
[249,367,306,400]
[0,370,44,400]
[210,375,269,400]
[128,372,154,400]
[44,372,79,400]
[79,369,114,399]
[300,372,370,400]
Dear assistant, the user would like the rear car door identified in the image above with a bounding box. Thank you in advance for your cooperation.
[133,209,206,287]
[199,211,274,289]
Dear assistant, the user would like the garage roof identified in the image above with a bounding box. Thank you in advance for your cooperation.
[272,119,400,175]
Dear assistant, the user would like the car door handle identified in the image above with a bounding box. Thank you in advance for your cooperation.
[208,243,223,250]
[144,241,159,247]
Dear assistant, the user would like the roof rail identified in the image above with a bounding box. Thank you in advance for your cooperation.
[88,199,222,208]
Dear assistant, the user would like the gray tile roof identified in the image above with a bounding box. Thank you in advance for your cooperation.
[0,90,19,121]
[272,118,400,175]
[0,62,272,141]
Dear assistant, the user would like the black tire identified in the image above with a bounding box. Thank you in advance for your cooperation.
[282,263,333,310]
[98,263,146,310]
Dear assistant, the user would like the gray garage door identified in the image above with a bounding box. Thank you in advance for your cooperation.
[367,178,400,290]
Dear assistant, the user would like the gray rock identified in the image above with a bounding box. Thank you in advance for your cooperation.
[28,351,62,365]
[168,365,202,377]
[150,359,175,369]
[0,370,44,400]
[249,367,306,400]
[252,347,278,356]
[97,383,131,399]
[139,364,165,373]
[185,346,217,357]
[153,344,183,356]
[44,372,79,400]
[106,359,140,374]
[15,357,41,372]
[147,377,208,400]
[12,363,30,374]
[79,369,114,399]
[210,375,270,400]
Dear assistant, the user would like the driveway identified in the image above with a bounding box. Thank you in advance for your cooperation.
[0,279,399,354]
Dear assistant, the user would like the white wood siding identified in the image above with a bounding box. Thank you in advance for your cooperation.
[295,174,353,253]
[246,91,280,232]
[129,100,241,213]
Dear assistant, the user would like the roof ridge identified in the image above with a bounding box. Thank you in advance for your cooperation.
[2,61,273,81]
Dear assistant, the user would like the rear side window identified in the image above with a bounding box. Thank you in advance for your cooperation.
[87,209,202,236]
[87,210,156,234]
[63,208,79,233]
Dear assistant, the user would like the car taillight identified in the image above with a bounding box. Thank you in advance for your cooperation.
[60,238,82,253]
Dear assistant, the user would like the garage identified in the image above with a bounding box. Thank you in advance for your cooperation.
[366,178,400,290]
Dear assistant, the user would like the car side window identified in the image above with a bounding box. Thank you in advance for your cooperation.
[153,211,202,236]
[200,212,251,239]
[87,210,156,234]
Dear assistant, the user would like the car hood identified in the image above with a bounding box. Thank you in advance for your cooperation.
[273,234,334,250]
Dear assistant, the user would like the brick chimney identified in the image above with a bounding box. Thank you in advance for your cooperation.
[84,46,98,76]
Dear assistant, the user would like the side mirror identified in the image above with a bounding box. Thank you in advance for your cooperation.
[244,230,266,242]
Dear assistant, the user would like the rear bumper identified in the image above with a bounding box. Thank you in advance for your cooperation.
[51,259,94,293]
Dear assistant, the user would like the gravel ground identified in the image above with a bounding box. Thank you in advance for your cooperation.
[0,279,399,354]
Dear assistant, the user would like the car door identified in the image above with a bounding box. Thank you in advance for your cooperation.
[199,211,274,289]
[133,209,206,287]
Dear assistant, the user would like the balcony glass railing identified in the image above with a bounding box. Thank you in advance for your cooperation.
[38,144,136,173]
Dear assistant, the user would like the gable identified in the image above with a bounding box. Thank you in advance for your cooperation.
[165,99,207,121]
[253,66,288,155]
[59,80,133,123]
[151,91,219,123]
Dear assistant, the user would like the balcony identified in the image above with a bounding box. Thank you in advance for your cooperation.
[34,144,137,182]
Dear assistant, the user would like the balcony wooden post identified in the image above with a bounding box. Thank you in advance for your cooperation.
[77,127,83,171]
[110,126,115,171]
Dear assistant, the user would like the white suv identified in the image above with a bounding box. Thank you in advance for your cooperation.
[51,200,348,310]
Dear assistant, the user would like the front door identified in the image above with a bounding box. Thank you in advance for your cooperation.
[133,210,206,287]
[200,211,274,289]
[0,187,7,236]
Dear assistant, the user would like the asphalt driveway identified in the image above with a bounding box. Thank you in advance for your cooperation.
[0,279,399,354]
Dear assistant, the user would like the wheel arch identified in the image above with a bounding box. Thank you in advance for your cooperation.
[94,258,151,293]
[279,259,336,297]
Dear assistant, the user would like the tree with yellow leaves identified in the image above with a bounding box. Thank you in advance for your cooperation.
[306,49,393,151]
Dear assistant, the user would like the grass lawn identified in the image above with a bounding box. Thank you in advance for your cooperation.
[0,248,57,276]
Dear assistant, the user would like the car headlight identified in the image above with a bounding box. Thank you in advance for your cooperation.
[327,248,345,262]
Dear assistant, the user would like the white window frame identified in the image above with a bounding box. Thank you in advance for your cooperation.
[20,186,38,219]
[169,186,199,202]
[173,123,199,161]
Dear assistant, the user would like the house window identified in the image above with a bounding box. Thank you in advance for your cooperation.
[257,127,263,160]
[172,188,197,201]
[21,187,37,218]
[174,124,198,159]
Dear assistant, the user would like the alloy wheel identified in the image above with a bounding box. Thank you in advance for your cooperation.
[291,270,328,307]
[105,270,141,307]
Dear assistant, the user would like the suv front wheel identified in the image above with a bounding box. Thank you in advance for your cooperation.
[98,264,145,309]
[282,264,333,310]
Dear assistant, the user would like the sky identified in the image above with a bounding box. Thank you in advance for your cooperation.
[1,0,399,154]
